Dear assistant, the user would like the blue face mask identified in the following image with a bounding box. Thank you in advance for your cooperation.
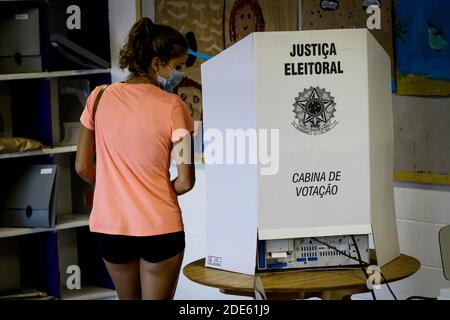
[157,65,184,93]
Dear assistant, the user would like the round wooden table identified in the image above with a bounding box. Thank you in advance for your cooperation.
[183,252,420,300]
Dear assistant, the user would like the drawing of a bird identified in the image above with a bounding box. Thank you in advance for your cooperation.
[428,22,448,52]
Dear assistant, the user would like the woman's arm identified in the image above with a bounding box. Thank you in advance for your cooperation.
[172,133,196,195]
[75,125,96,186]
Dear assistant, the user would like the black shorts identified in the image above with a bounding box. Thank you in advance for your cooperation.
[95,231,185,264]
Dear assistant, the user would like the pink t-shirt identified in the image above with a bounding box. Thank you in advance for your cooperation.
[80,82,194,236]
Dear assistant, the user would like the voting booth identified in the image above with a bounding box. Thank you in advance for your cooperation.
[201,29,400,275]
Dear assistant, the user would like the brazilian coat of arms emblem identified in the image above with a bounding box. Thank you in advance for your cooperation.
[292,86,338,135]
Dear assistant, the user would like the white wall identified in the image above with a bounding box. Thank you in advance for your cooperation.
[353,180,450,300]
[109,0,450,300]
[109,0,137,83]
[171,166,252,300]
[142,0,155,20]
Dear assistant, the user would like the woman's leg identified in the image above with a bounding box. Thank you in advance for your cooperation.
[104,259,141,300]
[139,251,184,300]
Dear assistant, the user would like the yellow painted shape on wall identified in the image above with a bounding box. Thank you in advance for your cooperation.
[397,73,450,96]
[394,171,450,186]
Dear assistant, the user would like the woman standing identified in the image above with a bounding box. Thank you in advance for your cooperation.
[75,18,195,300]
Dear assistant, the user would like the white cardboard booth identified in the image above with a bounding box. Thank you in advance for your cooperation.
[201,29,400,275]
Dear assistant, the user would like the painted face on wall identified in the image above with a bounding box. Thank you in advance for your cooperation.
[236,4,257,41]
[178,86,202,122]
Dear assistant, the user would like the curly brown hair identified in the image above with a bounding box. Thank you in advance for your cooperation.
[119,18,188,77]
[230,0,265,43]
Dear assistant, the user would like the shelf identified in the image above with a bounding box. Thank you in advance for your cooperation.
[55,214,90,231]
[0,226,49,239]
[0,213,90,239]
[60,286,116,300]
[0,69,111,82]
[0,145,77,160]
[0,288,54,300]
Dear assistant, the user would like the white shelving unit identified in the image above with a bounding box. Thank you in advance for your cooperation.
[0,0,113,299]
[0,66,112,299]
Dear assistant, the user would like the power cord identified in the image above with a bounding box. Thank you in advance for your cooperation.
[406,296,437,300]
[350,235,377,300]
[378,271,398,300]
[311,236,398,300]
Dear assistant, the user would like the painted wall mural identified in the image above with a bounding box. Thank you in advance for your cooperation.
[225,0,298,48]
[174,77,203,163]
[156,0,298,163]
[394,0,450,96]
[155,0,224,84]
[302,0,395,79]
[229,0,265,44]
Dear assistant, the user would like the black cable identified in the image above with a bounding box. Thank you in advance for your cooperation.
[406,296,437,300]
[351,235,377,300]
[311,236,398,300]
[379,271,398,300]
[311,237,369,265]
